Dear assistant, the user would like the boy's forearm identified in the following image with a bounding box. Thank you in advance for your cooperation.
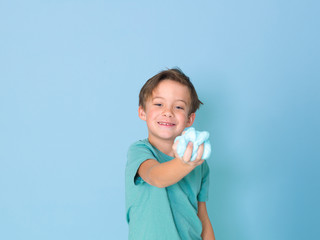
[201,220,215,240]
[147,158,194,188]
[198,202,215,240]
[139,142,204,188]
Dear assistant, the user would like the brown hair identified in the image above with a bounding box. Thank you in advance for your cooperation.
[139,68,203,115]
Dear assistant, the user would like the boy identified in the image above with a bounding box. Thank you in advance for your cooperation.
[125,68,215,240]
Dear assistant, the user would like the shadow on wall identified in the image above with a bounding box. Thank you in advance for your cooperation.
[193,76,250,240]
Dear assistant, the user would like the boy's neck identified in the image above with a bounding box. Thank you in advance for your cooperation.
[148,137,175,157]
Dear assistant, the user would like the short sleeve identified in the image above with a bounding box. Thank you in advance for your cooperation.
[197,161,210,202]
[126,141,157,186]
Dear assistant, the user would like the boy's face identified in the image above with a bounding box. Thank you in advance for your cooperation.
[139,79,195,145]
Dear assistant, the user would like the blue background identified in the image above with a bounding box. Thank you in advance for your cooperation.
[1,0,319,239]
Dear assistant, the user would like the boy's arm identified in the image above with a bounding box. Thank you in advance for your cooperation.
[198,201,215,240]
[138,142,204,188]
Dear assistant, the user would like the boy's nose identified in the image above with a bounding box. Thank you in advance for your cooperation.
[162,108,173,117]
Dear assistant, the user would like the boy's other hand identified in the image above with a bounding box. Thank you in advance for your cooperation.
[173,140,205,167]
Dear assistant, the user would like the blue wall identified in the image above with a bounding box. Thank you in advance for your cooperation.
[1,0,319,239]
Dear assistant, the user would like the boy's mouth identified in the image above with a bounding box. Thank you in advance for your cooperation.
[158,121,176,126]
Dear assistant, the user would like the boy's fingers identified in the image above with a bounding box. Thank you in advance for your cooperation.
[189,144,205,166]
[183,142,193,162]
[172,140,178,151]
[189,158,204,167]
[172,140,180,159]
[196,143,204,161]
[197,159,205,165]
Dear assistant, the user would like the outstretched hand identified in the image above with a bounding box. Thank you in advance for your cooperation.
[173,140,205,167]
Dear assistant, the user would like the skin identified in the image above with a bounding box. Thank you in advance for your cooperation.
[138,79,215,240]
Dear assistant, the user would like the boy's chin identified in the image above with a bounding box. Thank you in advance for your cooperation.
[150,134,177,142]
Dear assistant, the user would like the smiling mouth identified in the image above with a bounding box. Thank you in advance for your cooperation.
[158,122,176,126]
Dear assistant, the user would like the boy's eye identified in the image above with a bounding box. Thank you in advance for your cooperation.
[176,106,184,110]
[154,103,162,107]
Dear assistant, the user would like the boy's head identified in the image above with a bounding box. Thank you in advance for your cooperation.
[139,68,203,116]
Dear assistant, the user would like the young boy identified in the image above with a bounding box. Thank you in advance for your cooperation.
[125,68,215,240]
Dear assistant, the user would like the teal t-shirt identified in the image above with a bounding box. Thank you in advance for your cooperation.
[125,139,210,240]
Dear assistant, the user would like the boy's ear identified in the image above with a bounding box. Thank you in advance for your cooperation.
[186,113,195,127]
[138,106,147,121]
